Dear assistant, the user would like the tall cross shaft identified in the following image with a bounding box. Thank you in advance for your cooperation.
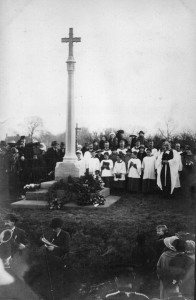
[61,28,81,59]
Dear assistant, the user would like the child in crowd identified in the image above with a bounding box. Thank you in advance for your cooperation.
[127,151,141,192]
[87,150,100,175]
[155,225,171,260]
[93,170,105,189]
[100,152,113,188]
[113,154,126,189]
[142,148,157,193]
[76,151,86,177]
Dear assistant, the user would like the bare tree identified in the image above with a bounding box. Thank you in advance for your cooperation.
[158,119,176,141]
[25,116,43,142]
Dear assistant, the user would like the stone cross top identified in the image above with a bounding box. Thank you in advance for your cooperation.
[61,28,81,59]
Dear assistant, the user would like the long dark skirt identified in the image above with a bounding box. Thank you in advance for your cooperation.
[127,178,140,192]
[142,179,156,193]
[160,165,171,196]
[102,176,113,188]
[112,180,125,189]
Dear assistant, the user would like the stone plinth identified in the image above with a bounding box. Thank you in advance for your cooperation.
[55,159,80,182]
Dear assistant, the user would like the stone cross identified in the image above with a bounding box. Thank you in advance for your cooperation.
[55,28,81,181]
[61,28,81,58]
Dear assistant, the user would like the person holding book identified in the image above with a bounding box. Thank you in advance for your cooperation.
[43,218,70,267]
[113,154,126,189]
[127,151,142,192]
[100,152,113,188]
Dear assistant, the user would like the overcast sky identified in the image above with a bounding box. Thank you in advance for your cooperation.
[0,0,196,139]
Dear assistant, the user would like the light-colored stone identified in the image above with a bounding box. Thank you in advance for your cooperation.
[40,181,57,189]
[11,200,48,208]
[26,189,48,201]
[55,160,80,182]
[99,188,110,198]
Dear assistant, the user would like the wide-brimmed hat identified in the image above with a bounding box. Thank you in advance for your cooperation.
[129,134,137,138]
[109,132,116,136]
[51,141,59,147]
[164,236,179,251]
[50,218,63,229]
[138,130,145,134]
[8,140,16,145]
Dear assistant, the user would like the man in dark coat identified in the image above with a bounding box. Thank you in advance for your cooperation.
[45,141,61,177]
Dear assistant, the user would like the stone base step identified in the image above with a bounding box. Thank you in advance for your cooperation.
[11,200,48,208]
[26,189,48,200]
[99,188,110,198]
[64,195,120,208]
[40,180,57,189]
[11,196,120,209]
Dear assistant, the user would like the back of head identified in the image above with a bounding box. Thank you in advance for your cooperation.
[50,218,63,229]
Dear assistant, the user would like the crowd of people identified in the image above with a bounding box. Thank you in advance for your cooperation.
[0,213,195,299]
[0,130,195,200]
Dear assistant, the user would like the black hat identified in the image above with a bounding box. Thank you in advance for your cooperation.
[117,130,124,135]
[50,218,63,229]
[5,213,18,223]
[51,141,59,147]
[60,142,65,147]
[20,136,26,140]
[129,134,137,138]
[138,131,145,134]
[96,149,102,153]
[139,145,145,149]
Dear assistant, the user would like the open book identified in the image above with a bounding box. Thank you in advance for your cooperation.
[41,237,58,247]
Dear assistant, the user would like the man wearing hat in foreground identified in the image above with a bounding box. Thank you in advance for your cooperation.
[45,141,61,179]
[44,218,70,267]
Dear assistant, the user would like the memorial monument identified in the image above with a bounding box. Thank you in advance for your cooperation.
[55,28,81,181]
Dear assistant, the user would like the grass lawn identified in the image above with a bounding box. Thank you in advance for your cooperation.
[1,190,195,299]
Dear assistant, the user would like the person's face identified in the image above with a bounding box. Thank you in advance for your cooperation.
[119,140,125,148]
[165,143,170,151]
[110,134,115,139]
[116,156,121,162]
[102,136,106,141]
[175,144,180,152]
[4,220,15,229]
[33,155,38,160]
[104,143,109,150]
[104,154,109,160]
[136,141,140,148]
[76,153,81,160]
[20,156,25,161]
[157,229,164,236]
[19,142,25,148]
[162,143,166,151]
[52,227,60,234]
[149,141,153,148]
[91,151,96,158]
[139,148,144,153]
[146,150,151,157]
[89,144,93,151]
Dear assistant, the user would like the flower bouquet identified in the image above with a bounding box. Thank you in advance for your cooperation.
[23,183,40,193]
